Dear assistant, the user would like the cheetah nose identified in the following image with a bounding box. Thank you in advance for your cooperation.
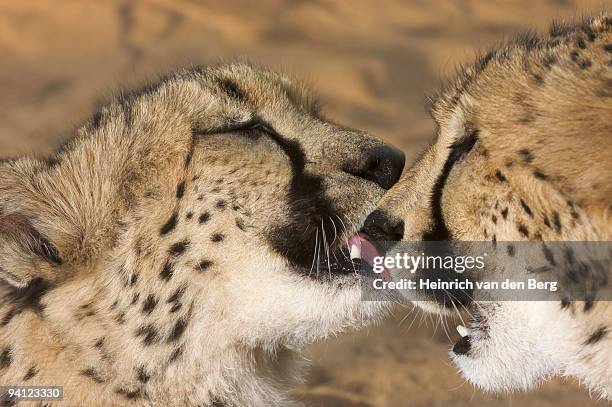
[352,145,405,190]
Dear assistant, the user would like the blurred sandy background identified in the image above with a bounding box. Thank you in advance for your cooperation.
[1,1,610,406]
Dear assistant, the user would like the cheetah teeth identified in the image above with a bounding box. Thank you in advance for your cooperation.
[350,244,361,260]
[456,325,471,338]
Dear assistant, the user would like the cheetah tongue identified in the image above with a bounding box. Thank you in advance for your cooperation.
[347,234,391,282]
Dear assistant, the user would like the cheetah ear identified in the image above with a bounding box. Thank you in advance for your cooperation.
[0,211,62,288]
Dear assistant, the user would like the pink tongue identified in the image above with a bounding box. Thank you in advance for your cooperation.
[347,234,392,282]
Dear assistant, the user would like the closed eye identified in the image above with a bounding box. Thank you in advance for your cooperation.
[202,117,307,175]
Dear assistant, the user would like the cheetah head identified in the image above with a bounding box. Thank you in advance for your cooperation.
[362,16,612,400]
[0,64,403,404]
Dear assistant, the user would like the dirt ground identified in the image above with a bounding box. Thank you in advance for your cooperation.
[1,1,610,406]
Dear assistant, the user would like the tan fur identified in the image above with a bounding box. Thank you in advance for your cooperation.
[374,14,612,399]
[0,64,398,406]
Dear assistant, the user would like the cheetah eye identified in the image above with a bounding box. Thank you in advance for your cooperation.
[447,130,478,163]
[247,121,277,136]
[213,118,277,139]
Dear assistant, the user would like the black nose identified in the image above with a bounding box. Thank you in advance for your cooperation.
[361,209,404,242]
[349,145,405,190]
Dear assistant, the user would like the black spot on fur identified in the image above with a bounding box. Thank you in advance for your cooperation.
[169,240,189,256]
[168,318,188,342]
[23,366,37,381]
[186,212,193,220]
[552,211,562,233]
[604,43,612,52]
[210,233,224,243]
[115,388,141,400]
[115,311,126,324]
[501,208,509,220]
[531,73,544,85]
[168,346,183,363]
[518,110,536,124]
[0,347,10,370]
[533,169,548,180]
[584,298,595,312]
[518,149,533,163]
[543,215,551,228]
[570,50,579,61]
[491,215,497,224]
[582,24,597,41]
[543,54,557,69]
[235,218,246,231]
[584,326,607,345]
[95,337,105,348]
[169,302,182,313]
[517,224,529,238]
[561,297,571,309]
[160,260,174,282]
[579,59,592,69]
[142,295,158,315]
[215,200,227,210]
[542,244,557,266]
[129,273,139,287]
[159,212,178,235]
[507,245,515,257]
[199,212,210,224]
[167,286,186,304]
[136,324,158,346]
[494,170,507,182]
[195,260,213,272]
[131,292,140,306]
[576,36,586,49]
[519,199,533,217]
[137,366,150,384]
[81,367,105,383]
[176,181,186,199]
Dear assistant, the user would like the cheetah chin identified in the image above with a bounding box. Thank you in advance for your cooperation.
[0,64,404,406]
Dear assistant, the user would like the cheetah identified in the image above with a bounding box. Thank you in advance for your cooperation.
[361,14,612,399]
[0,64,404,406]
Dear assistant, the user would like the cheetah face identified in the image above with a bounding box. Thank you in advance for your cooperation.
[0,64,404,361]
[160,68,405,347]
[157,78,405,345]
[362,17,612,399]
